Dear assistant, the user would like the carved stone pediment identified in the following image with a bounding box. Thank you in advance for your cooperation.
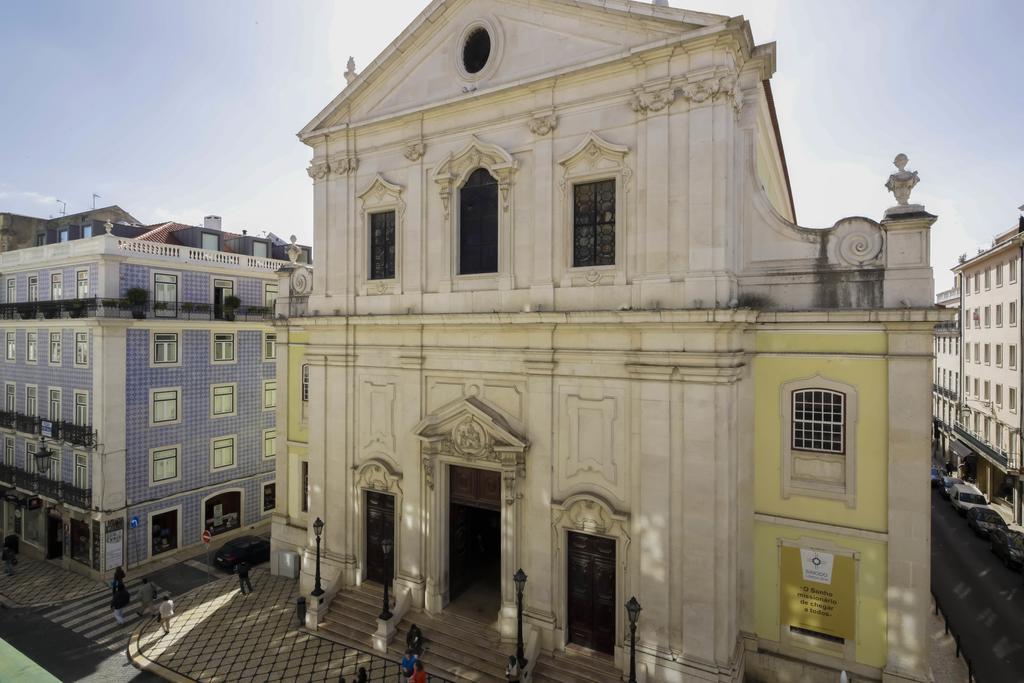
[413,395,529,462]
[433,136,518,217]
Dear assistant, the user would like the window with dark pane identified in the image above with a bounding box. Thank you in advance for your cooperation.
[369,210,396,280]
[459,168,499,275]
[573,179,616,267]
[791,389,845,454]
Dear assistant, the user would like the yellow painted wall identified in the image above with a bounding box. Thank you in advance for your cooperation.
[754,521,887,669]
[287,330,309,444]
[754,331,889,532]
[287,447,310,520]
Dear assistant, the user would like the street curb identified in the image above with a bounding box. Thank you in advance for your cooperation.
[127,617,195,683]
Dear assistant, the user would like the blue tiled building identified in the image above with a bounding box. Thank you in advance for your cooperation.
[0,216,307,578]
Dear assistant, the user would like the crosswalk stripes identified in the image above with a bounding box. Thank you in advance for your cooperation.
[37,577,167,651]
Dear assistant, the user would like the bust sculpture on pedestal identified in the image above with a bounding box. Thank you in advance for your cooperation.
[884,153,924,217]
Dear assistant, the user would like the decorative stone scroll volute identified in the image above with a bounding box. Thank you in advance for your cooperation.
[432,136,518,218]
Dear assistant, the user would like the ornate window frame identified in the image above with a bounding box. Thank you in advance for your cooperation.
[353,457,404,585]
[433,136,518,291]
[357,174,405,296]
[557,132,631,288]
[780,376,858,508]
[453,18,504,84]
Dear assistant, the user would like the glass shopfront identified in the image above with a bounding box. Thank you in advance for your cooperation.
[151,509,179,556]
[71,518,90,564]
[204,491,240,536]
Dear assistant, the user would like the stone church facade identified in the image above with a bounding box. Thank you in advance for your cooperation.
[271,1,942,681]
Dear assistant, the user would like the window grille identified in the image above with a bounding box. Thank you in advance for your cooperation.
[573,180,616,267]
[792,389,845,454]
[369,211,396,280]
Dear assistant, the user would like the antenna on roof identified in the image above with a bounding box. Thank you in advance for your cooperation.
[92,193,101,209]
[56,199,67,216]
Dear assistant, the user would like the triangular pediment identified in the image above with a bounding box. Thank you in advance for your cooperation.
[301,0,729,136]
[413,395,528,454]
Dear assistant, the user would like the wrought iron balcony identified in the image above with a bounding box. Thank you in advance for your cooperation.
[932,384,958,401]
[954,423,1010,470]
[0,463,92,509]
[934,320,960,336]
[0,411,96,449]
[0,297,273,322]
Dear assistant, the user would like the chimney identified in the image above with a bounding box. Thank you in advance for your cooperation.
[203,215,222,231]
[242,229,247,236]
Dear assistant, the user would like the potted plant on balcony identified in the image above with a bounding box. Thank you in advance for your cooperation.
[125,287,149,319]
[17,302,37,320]
[180,302,195,319]
[41,301,59,319]
[193,302,211,318]
[223,295,241,322]
[67,299,87,318]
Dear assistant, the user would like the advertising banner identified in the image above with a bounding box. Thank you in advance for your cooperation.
[779,545,855,641]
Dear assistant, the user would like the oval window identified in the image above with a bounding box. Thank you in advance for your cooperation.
[462,28,491,74]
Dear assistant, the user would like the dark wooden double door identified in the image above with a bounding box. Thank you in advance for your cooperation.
[365,491,395,585]
[567,531,616,655]
[449,465,501,601]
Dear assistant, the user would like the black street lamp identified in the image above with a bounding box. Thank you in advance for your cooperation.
[34,439,54,475]
[625,596,642,683]
[513,568,528,669]
[379,537,393,620]
[311,517,325,597]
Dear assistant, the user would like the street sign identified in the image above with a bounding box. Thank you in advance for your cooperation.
[202,529,212,544]
[129,516,139,529]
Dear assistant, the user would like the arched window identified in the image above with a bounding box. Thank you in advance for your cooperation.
[301,364,309,402]
[791,388,845,454]
[459,168,499,275]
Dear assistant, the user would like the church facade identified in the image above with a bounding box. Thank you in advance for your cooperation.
[271,1,941,681]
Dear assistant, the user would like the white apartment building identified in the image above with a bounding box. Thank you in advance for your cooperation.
[948,218,1024,524]
[933,279,961,460]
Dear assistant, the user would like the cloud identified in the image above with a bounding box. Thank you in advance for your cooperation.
[0,188,59,206]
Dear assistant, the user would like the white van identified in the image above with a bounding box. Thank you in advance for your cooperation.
[950,483,989,516]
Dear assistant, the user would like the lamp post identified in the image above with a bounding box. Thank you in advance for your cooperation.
[34,439,54,475]
[625,596,641,683]
[311,517,325,597]
[513,568,528,669]
[379,537,393,620]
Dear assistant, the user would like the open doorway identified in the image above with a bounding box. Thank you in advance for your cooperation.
[448,465,501,622]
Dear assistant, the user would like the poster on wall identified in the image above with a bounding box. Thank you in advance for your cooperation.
[779,545,855,641]
[105,519,124,572]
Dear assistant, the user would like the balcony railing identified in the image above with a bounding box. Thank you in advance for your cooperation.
[954,423,1012,470]
[0,462,92,509]
[0,411,97,449]
[0,297,273,322]
[933,384,958,401]
[934,321,960,336]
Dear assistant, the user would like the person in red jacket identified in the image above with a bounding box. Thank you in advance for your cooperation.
[410,660,427,683]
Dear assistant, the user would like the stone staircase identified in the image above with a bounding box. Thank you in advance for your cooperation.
[319,585,621,683]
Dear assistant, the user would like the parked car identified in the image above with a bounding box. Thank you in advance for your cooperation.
[941,476,964,500]
[966,507,1007,538]
[931,467,943,487]
[950,483,988,516]
[214,535,271,571]
[990,528,1024,571]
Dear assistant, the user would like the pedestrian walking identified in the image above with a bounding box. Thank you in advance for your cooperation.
[111,585,131,625]
[410,661,427,683]
[1,546,14,576]
[111,566,126,594]
[137,577,157,617]
[237,560,253,595]
[158,597,174,635]
[356,667,368,683]
[401,647,418,681]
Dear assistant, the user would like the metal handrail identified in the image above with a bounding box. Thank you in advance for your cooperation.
[932,588,975,682]
[0,462,92,509]
[0,297,273,322]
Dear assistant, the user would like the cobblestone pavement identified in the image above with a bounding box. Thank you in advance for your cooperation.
[130,568,445,682]
[0,558,106,607]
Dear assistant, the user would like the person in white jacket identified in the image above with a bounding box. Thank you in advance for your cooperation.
[158,598,174,635]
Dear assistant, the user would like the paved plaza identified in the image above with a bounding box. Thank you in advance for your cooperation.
[0,559,106,607]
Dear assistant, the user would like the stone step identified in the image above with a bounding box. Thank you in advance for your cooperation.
[396,628,508,678]
[395,617,507,669]
[318,618,375,651]
[532,649,622,683]
[327,593,385,625]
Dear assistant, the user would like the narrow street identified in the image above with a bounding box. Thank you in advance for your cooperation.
[931,487,1024,682]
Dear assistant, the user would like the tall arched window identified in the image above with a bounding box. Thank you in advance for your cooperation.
[459,168,499,275]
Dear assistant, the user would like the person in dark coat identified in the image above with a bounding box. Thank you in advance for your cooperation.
[111,585,131,624]
[237,561,253,595]
[111,566,126,594]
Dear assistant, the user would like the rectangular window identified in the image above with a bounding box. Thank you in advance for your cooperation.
[253,241,269,259]
[151,447,178,483]
[59,229,69,242]
[572,180,616,268]
[369,210,396,280]
[74,453,88,489]
[985,268,991,289]
[154,273,178,317]
[4,331,13,361]
[1011,388,1018,412]
[26,332,36,363]
[302,364,309,402]
[974,275,980,293]
[264,333,276,360]
[984,306,991,327]
[212,436,235,470]
[3,437,13,466]
[45,445,59,481]
[153,333,178,364]
[974,378,979,396]
[74,332,88,366]
[984,344,990,364]
[49,331,61,364]
[264,283,278,309]
[201,232,219,251]
[984,380,990,401]
[263,429,276,459]
[211,384,235,416]
[996,304,1003,327]
[5,278,13,304]
[152,389,179,424]
[974,344,980,363]
[301,461,309,512]
[4,383,13,412]
[1011,345,1018,369]
[263,483,276,512]
[1012,259,1018,283]
[49,388,61,421]
[213,333,234,362]
[996,384,1003,407]
[263,381,277,409]
[1011,302,1018,327]
[27,276,38,302]
[76,270,88,299]
[792,389,845,454]
[74,392,87,426]
[26,386,37,416]
[26,442,36,474]
[997,264,1004,287]
[50,273,62,299]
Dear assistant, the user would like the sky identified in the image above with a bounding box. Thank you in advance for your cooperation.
[1,0,1022,284]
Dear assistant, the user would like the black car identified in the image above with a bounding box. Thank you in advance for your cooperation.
[214,535,270,570]
[965,507,1008,538]
[990,528,1024,571]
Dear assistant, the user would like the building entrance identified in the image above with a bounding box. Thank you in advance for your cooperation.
[448,465,501,618]
[365,490,395,584]
[46,515,63,560]
[567,531,616,655]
